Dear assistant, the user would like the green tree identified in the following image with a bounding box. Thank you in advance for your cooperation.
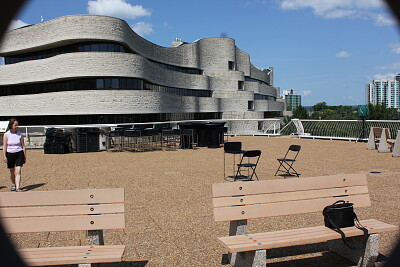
[312,102,328,112]
[292,105,309,119]
[367,103,390,120]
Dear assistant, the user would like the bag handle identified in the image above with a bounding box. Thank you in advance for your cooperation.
[327,210,369,250]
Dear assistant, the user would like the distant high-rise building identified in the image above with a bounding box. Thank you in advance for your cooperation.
[283,89,301,111]
[366,73,400,109]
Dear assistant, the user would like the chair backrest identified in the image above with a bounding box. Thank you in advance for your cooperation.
[224,142,242,153]
[0,188,125,233]
[282,145,301,160]
[289,145,301,152]
[243,150,261,158]
[212,173,370,222]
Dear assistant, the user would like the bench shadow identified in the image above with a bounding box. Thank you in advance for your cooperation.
[21,183,46,191]
[0,186,6,190]
[222,243,389,266]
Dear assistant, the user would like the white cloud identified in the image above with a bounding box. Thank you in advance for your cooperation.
[389,43,400,54]
[131,22,154,36]
[8,19,29,30]
[302,90,311,96]
[376,62,400,69]
[278,0,395,26]
[335,51,351,58]
[87,0,151,19]
[372,13,396,26]
[373,73,397,80]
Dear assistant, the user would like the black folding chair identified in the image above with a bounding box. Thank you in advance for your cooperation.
[234,150,261,181]
[275,145,301,178]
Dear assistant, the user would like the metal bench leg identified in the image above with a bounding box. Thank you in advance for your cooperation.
[327,233,379,267]
[234,250,267,267]
[228,220,248,265]
[78,230,105,267]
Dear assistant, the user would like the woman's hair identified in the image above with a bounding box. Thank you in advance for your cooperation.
[7,118,18,131]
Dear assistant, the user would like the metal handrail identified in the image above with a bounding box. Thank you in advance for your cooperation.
[280,119,400,140]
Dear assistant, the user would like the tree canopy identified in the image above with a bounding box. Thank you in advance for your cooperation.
[284,102,399,123]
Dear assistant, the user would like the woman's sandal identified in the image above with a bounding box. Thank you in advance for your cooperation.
[11,185,16,191]
[15,188,23,192]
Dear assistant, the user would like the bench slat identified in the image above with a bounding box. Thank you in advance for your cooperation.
[19,245,125,266]
[1,213,125,233]
[213,194,371,221]
[0,188,124,207]
[20,245,126,253]
[212,173,366,197]
[213,185,368,208]
[218,219,399,253]
[219,219,386,246]
[0,203,124,218]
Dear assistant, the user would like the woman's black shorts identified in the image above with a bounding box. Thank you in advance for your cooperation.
[6,151,24,169]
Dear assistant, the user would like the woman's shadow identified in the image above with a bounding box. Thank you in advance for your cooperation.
[20,183,46,191]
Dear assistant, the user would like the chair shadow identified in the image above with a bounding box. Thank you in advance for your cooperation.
[276,173,301,178]
[21,183,46,191]
[224,175,253,182]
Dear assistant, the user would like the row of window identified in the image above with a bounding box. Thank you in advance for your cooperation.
[1,112,223,126]
[245,76,270,86]
[0,77,212,97]
[144,83,211,97]
[4,42,129,64]
[4,42,205,76]
[149,59,203,75]
[254,93,276,101]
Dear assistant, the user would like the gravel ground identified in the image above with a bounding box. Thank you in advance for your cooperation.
[1,135,399,266]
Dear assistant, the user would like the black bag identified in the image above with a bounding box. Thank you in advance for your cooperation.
[323,200,369,249]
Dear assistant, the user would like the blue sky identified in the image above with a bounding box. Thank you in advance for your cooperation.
[3,0,400,106]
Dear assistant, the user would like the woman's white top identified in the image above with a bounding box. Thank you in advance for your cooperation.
[5,130,23,153]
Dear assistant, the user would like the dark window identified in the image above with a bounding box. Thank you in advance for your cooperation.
[119,78,127,89]
[248,101,254,110]
[92,44,100,51]
[127,79,133,89]
[228,61,235,70]
[104,78,112,89]
[99,44,108,51]
[112,78,119,89]
[96,79,104,89]
[238,81,244,90]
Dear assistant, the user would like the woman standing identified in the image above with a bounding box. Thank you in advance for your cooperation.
[2,118,26,192]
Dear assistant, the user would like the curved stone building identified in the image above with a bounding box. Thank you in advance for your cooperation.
[0,15,284,125]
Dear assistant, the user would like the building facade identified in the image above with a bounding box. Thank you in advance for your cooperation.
[366,74,400,109]
[283,89,301,111]
[0,15,284,126]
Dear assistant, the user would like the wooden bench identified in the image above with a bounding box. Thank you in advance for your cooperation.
[0,188,125,266]
[212,174,398,267]
[367,127,392,152]
[387,130,400,157]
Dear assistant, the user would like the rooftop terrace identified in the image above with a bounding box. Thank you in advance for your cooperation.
[1,136,399,266]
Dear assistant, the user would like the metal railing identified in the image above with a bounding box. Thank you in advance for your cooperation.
[280,119,400,140]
